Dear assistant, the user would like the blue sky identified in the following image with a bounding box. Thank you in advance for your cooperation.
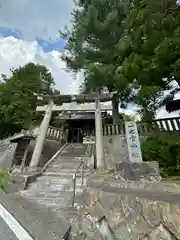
[0,0,74,51]
[0,27,23,39]
[0,0,73,39]
[36,37,66,52]
[0,26,66,52]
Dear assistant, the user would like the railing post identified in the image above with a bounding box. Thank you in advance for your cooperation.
[72,173,76,207]
[81,163,84,186]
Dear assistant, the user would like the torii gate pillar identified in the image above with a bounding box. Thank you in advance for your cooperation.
[95,98,105,168]
[29,99,54,170]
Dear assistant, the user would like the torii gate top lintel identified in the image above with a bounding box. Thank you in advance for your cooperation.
[38,93,113,104]
[36,93,113,112]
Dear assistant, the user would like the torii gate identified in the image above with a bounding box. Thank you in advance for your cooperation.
[29,93,113,170]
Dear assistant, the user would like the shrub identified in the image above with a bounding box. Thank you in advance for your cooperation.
[141,135,180,177]
[0,168,10,192]
[75,232,87,240]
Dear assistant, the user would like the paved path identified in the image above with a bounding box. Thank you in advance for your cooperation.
[89,179,180,205]
[0,202,33,240]
[0,192,71,240]
[0,216,19,240]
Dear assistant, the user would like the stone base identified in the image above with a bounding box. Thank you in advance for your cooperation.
[115,161,161,182]
[7,171,42,193]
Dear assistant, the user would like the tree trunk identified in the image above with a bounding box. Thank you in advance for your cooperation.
[112,94,123,123]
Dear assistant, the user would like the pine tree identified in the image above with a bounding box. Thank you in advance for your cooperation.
[61,0,180,120]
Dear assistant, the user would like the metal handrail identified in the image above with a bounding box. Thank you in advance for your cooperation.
[72,144,93,207]
[72,158,85,207]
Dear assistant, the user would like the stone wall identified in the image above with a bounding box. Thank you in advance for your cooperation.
[115,161,161,182]
[76,173,180,239]
[103,135,147,167]
[103,135,128,165]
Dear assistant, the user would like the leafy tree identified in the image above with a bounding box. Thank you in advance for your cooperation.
[0,63,57,138]
[121,0,180,112]
[61,0,180,120]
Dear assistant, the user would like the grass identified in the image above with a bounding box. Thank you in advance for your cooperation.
[162,176,180,184]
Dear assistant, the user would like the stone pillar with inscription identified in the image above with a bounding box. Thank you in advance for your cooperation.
[125,121,142,163]
[115,121,161,182]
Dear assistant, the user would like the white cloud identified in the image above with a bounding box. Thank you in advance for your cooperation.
[0,0,74,40]
[156,107,179,119]
[120,103,178,120]
[156,91,180,119]
[0,36,81,94]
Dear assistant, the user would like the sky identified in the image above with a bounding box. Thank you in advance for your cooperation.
[0,0,82,94]
[0,0,178,119]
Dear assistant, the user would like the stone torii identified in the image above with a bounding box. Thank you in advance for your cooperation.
[29,93,113,170]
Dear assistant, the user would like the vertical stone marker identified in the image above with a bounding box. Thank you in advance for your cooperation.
[125,121,143,163]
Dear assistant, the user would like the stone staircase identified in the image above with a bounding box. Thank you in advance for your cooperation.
[19,143,90,223]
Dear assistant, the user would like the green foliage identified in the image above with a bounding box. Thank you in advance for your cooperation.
[0,168,9,192]
[141,135,180,177]
[120,112,136,121]
[0,62,58,138]
[61,0,180,119]
[75,231,87,240]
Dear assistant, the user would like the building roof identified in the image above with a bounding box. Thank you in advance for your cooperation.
[166,99,180,112]
[9,128,39,142]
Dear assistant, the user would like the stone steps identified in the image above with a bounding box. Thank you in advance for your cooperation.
[49,158,82,164]
[47,163,80,170]
[43,168,89,173]
[27,181,87,190]
[43,171,90,177]
[18,143,90,223]
[25,184,85,194]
